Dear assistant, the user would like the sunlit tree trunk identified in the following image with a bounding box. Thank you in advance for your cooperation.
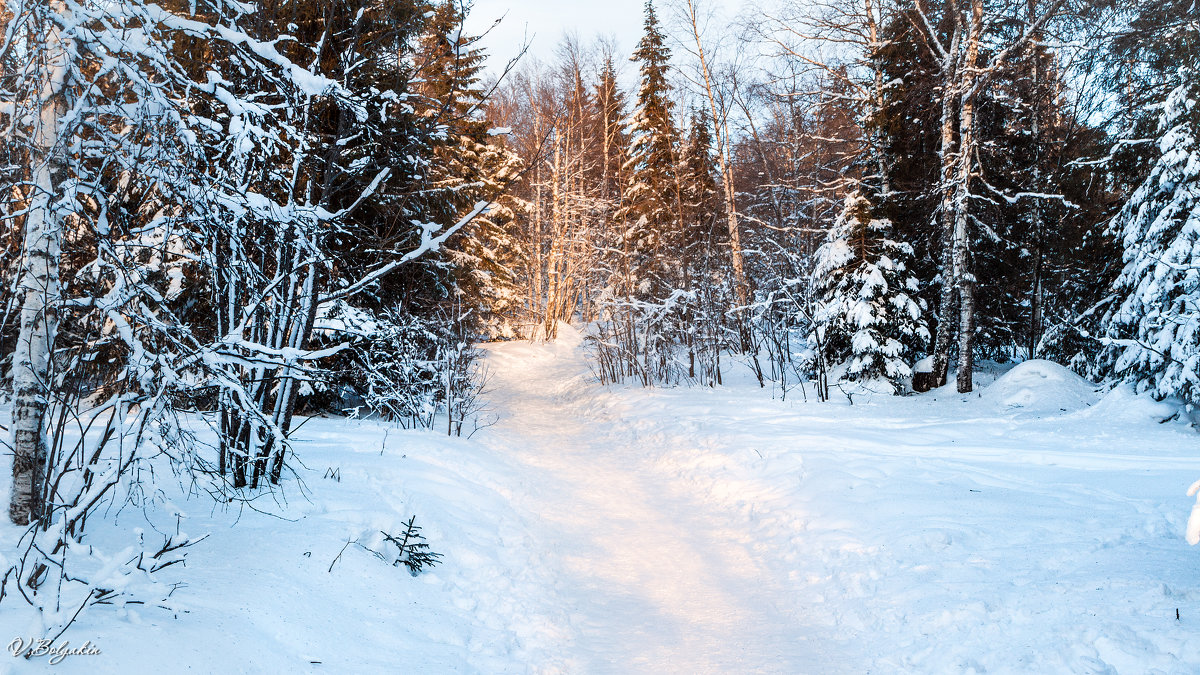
[9,0,69,526]
[684,0,749,310]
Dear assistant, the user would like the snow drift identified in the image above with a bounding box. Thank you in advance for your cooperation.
[981,359,1100,414]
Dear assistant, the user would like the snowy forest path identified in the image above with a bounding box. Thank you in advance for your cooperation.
[478,330,831,674]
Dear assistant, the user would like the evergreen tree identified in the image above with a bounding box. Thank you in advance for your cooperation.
[972,41,1119,363]
[454,138,529,338]
[1102,67,1200,402]
[617,0,680,298]
[417,1,527,337]
[868,7,1116,372]
[594,55,629,216]
[677,108,726,383]
[590,52,631,312]
[678,108,722,261]
[812,188,929,389]
[868,11,943,323]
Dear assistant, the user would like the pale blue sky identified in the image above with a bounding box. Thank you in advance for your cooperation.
[472,0,744,73]
[473,0,647,67]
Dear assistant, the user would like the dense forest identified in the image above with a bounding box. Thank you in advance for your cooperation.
[0,0,1197,647]
[486,0,1196,402]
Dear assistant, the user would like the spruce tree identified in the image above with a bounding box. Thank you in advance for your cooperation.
[971,42,1118,363]
[678,108,722,262]
[594,55,629,214]
[592,53,631,309]
[1103,67,1200,402]
[617,0,680,298]
[812,188,929,389]
[678,108,725,383]
[420,1,527,337]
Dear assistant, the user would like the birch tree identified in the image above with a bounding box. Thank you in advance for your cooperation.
[6,0,67,526]
[0,0,360,630]
[677,0,750,311]
[0,2,503,627]
[908,0,1071,392]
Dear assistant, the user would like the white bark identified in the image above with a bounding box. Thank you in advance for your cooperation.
[684,0,749,309]
[953,0,983,394]
[921,0,1063,392]
[929,19,961,389]
[9,0,69,525]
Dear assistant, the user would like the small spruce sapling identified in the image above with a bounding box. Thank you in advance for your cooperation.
[382,516,444,576]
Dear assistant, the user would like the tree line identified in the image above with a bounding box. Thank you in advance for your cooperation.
[481,0,1196,407]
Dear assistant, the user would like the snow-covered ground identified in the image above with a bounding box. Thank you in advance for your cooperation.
[3,327,1200,673]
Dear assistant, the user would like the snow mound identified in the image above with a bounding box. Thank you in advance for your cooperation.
[551,321,585,349]
[1081,383,1186,425]
[982,359,1099,414]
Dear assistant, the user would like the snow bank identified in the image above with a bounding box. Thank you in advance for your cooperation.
[550,320,584,349]
[981,359,1100,414]
[1082,382,1188,425]
[0,417,573,674]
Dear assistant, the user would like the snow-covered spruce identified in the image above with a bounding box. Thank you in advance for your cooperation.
[1102,66,1200,543]
[1104,70,1200,402]
[811,189,929,391]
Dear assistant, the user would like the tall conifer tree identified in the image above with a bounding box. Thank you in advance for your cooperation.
[617,0,679,298]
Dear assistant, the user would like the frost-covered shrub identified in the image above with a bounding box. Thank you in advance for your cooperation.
[746,269,829,401]
[589,286,732,388]
[309,304,488,435]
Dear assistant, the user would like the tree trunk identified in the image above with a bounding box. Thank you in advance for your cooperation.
[929,29,961,388]
[1025,0,1045,361]
[267,264,320,484]
[953,0,983,394]
[686,0,749,311]
[10,2,68,526]
[952,123,977,388]
[544,132,563,340]
[1028,221,1044,359]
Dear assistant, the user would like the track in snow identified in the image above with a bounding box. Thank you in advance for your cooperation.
[477,334,832,674]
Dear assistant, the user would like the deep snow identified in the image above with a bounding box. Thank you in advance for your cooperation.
[2,327,1200,673]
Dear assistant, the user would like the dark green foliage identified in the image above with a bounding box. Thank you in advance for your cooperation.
[866,8,1119,368]
[383,517,444,576]
[617,0,680,297]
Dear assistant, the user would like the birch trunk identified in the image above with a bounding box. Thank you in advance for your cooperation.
[929,28,961,388]
[953,0,983,394]
[924,0,1066,388]
[685,0,749,310]
[544,132,563,339]
[10,1,69,525]
[1025,0,1045,360]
